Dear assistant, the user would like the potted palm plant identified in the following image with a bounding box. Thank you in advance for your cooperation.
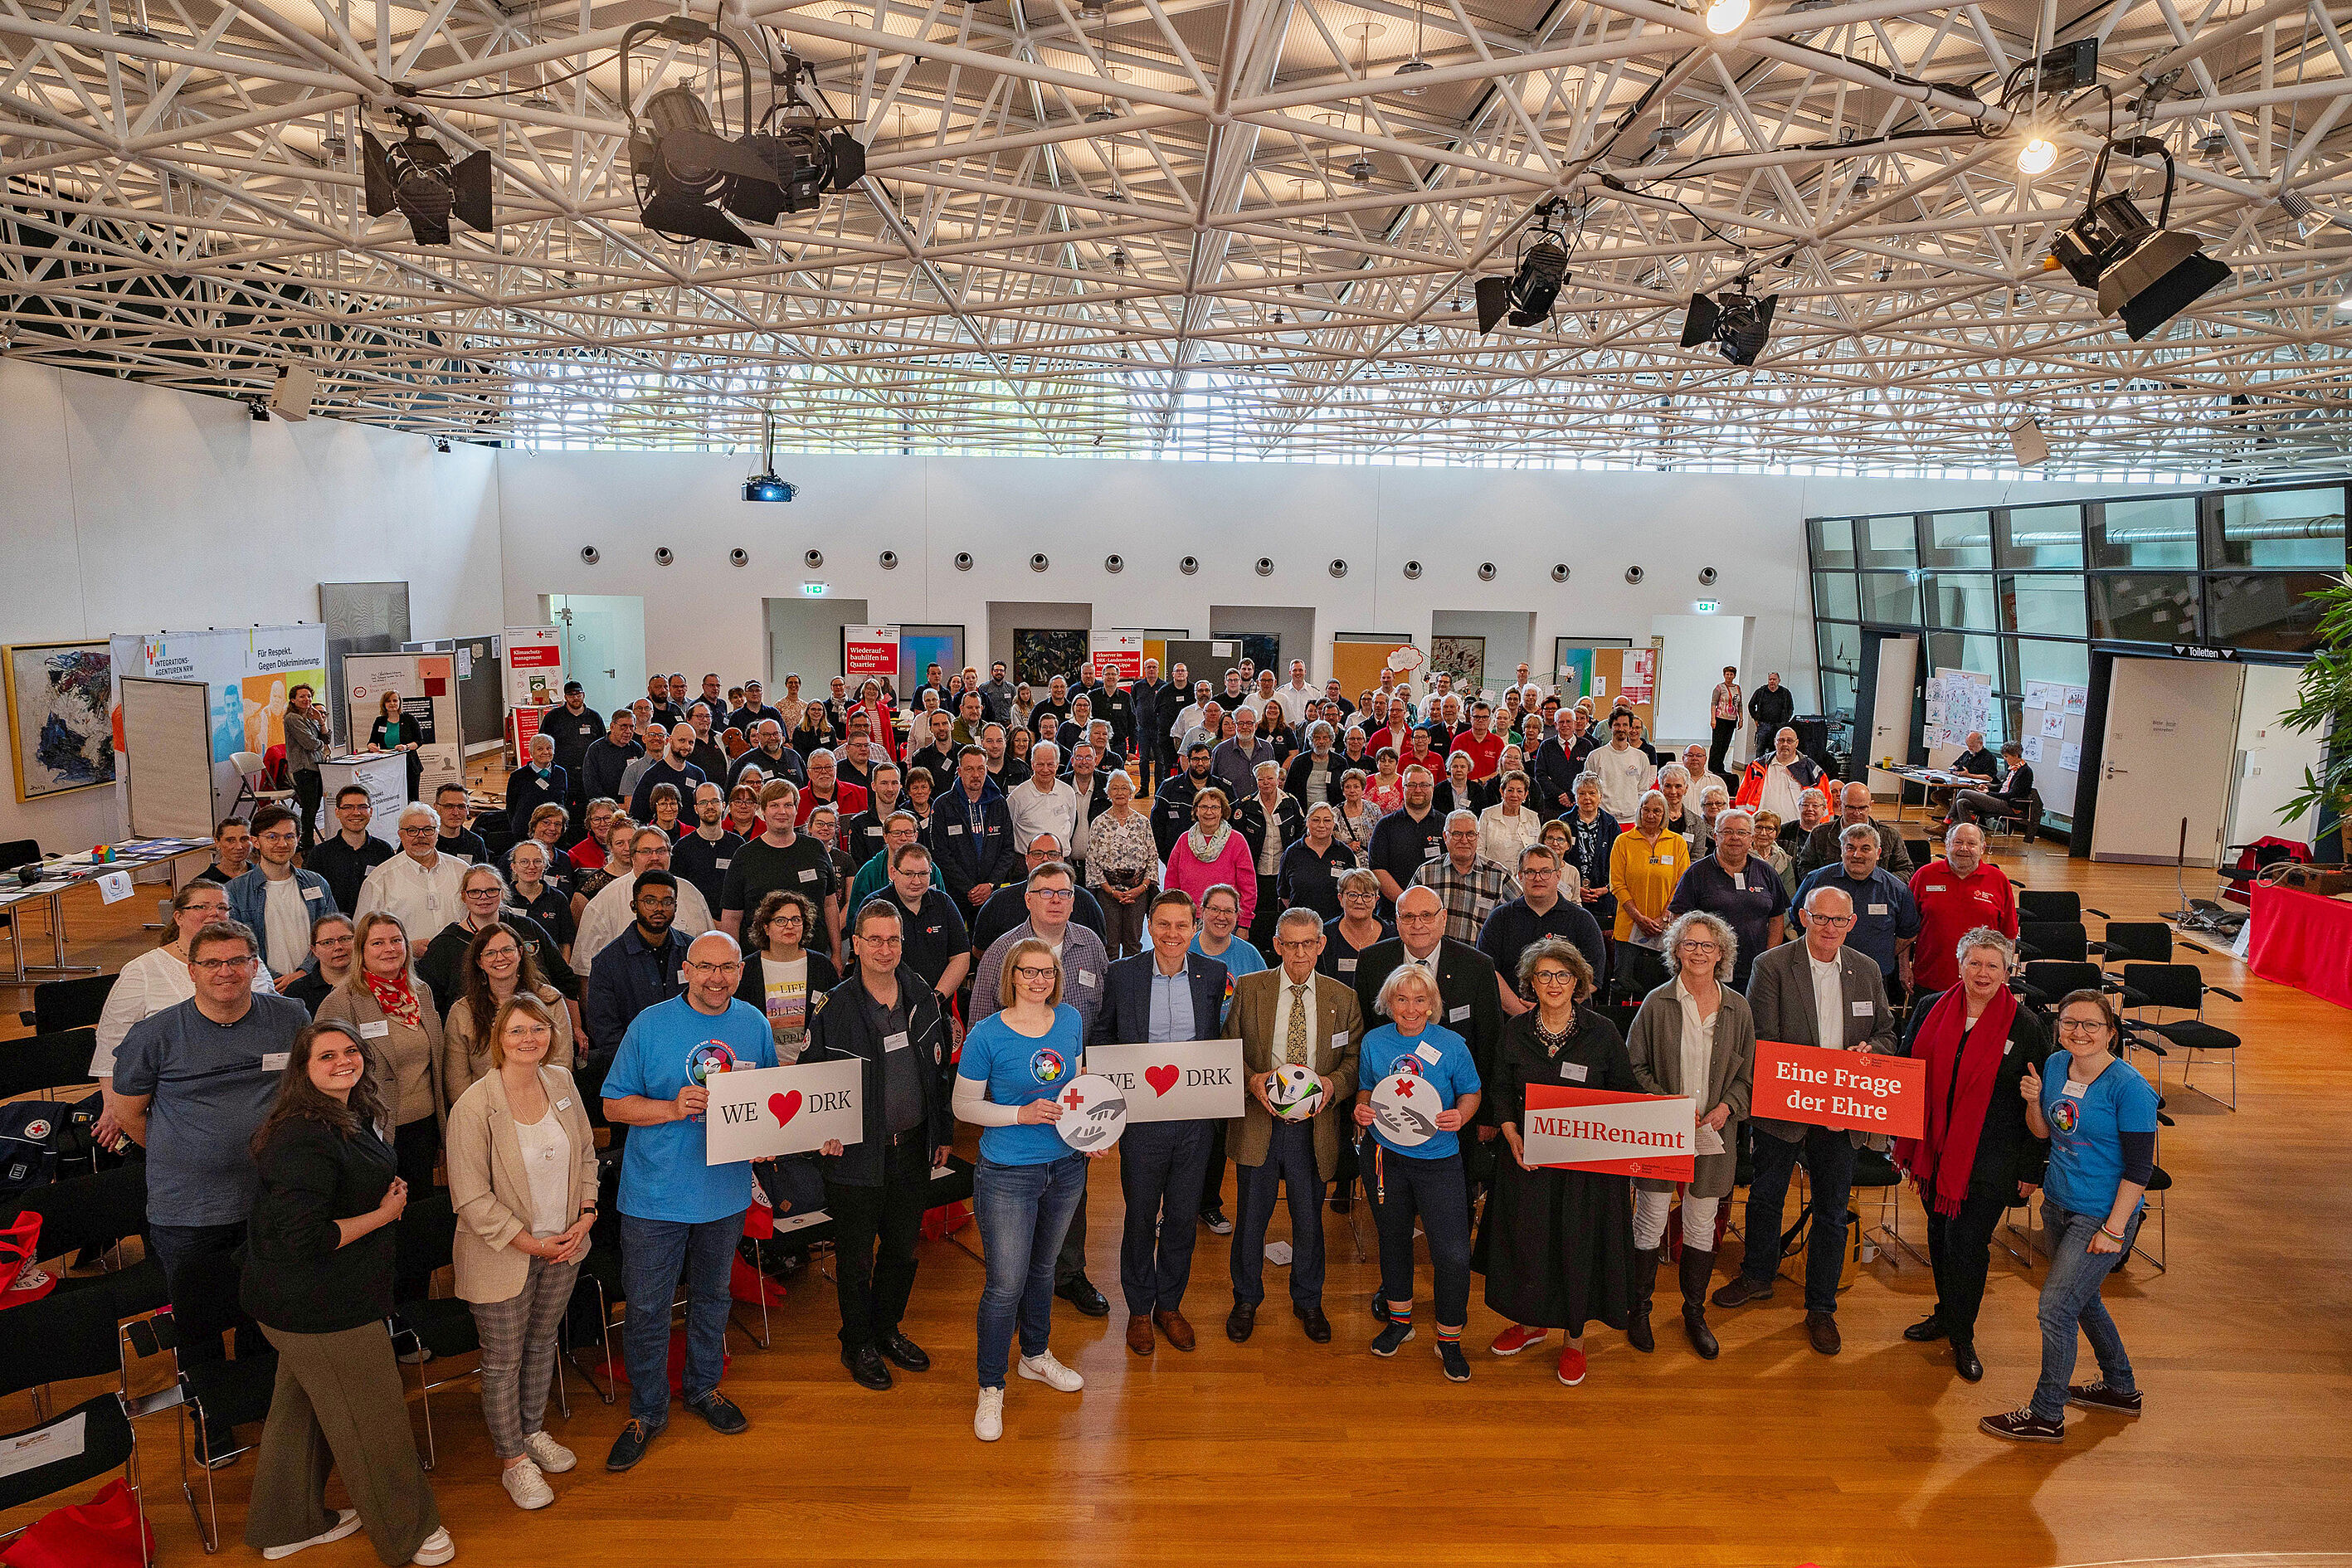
[2280,576,2352,860]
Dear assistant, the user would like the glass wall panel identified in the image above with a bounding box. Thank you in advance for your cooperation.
[2091,573,2200,642]
[2091,497,2199,568]
[2204,573,2336,652]
[1809,516,1856,568]
[1926,633,2004,686]
[1859,515,1921,569]
[2216,488,2347,569]
[1814,572,1859,621]
[2012,639,2091,691]
[1925,572,2000,629]
[2000,505,2085,568]
[1924,512,1994,568]
[2002,575,2088,638]
[1818,623,1862,672]
[1860,571,1920,623]
[1823,673,1857,720]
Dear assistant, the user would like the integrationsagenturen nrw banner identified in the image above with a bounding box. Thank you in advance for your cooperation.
[109,625,329,826]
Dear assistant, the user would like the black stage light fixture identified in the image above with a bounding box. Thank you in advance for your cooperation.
[363,108,492,246]
[1474,200,1571,334]
[2046,136,2231,341]
[623,22,868,246]
[1680,285,1779,365]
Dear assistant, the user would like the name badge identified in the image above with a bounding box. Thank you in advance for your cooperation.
[1414,1042,1443,1065]
[1867,903,1889,915]
[1332,1032,1350,1051]
[884,1031,911,1054]
[1337,957,1357,973]
[1732,872,1746,891]
[1927,883,1947,893]
[1851,1001,1873,1016]
[359,1020,390,1039]
[715,859,731,870]
[798,869,819,883]
[1561,1060,1588,1082]
[261,1053,290,1073]
[1447,1004,1470,1023]
[301,886,322,901]
[1078,969,1098,989]
[947,824,965,836]
[1652,856,1671,866]
[2061,1079,2087,1100]
[555,1098,571,1112]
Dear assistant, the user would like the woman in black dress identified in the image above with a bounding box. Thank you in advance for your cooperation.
[1478,937,1639,1388]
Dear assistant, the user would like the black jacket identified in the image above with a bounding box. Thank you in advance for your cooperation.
[1150,771,1210,859]
[929,784,1018,905]
[1350,936,1504,1126]
[506,764,569,841]
[242,1114,399,1334]
[800,966,953,1186]
[1234,791,1307,871]
[1748,684,1796,736]
[584,925,686,1049]
[1896,991,2050,1195]
[419,911,578,1010]
[541,704,606,776]
[733,947,840,1012]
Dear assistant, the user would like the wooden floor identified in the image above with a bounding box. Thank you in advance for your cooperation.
[6,830,2350,1568]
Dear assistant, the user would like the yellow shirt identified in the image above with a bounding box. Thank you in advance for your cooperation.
[1609,830,1692,941]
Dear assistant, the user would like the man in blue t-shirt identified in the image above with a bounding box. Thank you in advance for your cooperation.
[600,929,777,1472]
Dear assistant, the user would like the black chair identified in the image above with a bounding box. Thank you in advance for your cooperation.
[2120,963,2242,1109]
[562,1148,627,1404]
[0,836,37,993]
[2018,890,2108,925]
[2014,960,2102,1013]
[2,1165,147,1288]
[388,1192,480,1471]
[0,1279,149,1568]
[1902,839,1935,875]
[1852,1145,1920,1266]
[2128,1165,2170,1273]
[2017,921,2088,964]
[133,1246,278,1550]
[0,1027,100,1101]
[2094,920,2173,967]
[20,974,117,1035]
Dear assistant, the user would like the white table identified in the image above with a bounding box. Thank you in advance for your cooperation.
[0,836,216,983]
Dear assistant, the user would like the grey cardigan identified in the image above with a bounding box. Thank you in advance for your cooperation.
[1625,979,1756,1199]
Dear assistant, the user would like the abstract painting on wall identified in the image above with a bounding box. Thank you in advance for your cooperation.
[7,640,116,801]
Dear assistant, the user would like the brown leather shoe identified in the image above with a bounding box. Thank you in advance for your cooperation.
[1295,1304,1332,1344]
[1127,1315,1156,1356]
[1806,1311,1842,1356]
[1153,1310,1196,1352]
[1225,1300,1257,1342]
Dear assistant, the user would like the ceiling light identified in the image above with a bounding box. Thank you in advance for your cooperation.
[1474,202,1571,334]
[1704,0,1750,34]
[1850,172,1877,196]
[2194,130,2228,160]
[2017,135,2057,176]
[362,110,493,246]
[2279,189,2351,241]
[1087,104,1118,124]
[1680,286,1779,365]
[2046,136,2231,340]
[1347,153,1376,185]
[1392,58,1433,93]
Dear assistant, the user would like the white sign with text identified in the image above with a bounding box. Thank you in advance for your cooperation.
[704,1059,864,1163]
[1083,1039,1246,1122]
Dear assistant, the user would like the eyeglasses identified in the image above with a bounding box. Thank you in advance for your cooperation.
[1012,966,1059,981]
[1808,913,1855,928]
[1030,888,1075,902]
[1679,940,1721,955]
[2057,1018,2110,1035]
[191,956,257,971]
[1530,971,1575,986]
[683,960,743,976]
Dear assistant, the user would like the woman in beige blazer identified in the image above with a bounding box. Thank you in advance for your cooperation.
[445,993,597,1512]
[316,910,449,1193]
[441,921,576,1106]
[1624,909,1755,1362]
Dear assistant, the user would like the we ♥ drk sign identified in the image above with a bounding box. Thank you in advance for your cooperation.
[1083,1040,1246,1122]
[704,1060,863,1163]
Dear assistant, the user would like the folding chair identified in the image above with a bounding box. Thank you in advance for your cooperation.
[21,976,117,1035]
[388,1193,481,1470]
[0,1283,151,1568]
[6,1164,148,1288]
[2017,921,2088,964]
[2014,960,2102,1017]
[2126,1165,2169,1273]
[1852,1145,1920,1266]
[2093,921,2173,973]
[2018,890,2107,925]
[0,1027,100,1101]
[2120,963,2242,1110]
[123,1246,279,1551]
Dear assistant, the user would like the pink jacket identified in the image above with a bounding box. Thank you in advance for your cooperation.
[1161,828,1259,928]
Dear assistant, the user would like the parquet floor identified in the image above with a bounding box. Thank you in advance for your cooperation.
[4,829,2348,1568]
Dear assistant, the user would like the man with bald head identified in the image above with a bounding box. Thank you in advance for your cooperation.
[1717,885,1895,1356]
[601,928,773,1469]
[631,722,709,823]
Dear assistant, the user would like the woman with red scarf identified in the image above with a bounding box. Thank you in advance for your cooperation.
[318,911,450,1195]
[1892,926,2048,1383]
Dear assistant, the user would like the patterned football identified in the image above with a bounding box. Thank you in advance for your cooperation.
[1269,1064,1325,1122]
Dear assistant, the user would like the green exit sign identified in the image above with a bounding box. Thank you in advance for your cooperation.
[1694,599,1720,614]
[801,582,828,597]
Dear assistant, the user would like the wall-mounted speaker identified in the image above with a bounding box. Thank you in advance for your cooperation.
[728,548,749,567]
[1254,558,1274,577]
[1105,554,1124,573]
[879,549,899,569]
[953,552,974,572]
[1402,560,1423,580]
[1697,565,1719,586]
[1477,562,1497,582]
[1624,566,1645,584]
[1179,556,1199,575]
[1328,559,1348,578]
[654,547,674,567]
[1550,563,1570,582]
[1030,553,1050,572]
[580,545,601,565]
[803,548,825,569]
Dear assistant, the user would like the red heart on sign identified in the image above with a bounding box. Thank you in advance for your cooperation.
[767,1091,801,1127]
[1144,1064,1179,1097]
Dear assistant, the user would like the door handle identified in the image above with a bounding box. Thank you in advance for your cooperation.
[604,668,616,678]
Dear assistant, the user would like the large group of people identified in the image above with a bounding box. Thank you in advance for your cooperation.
[75,653,2152,1560]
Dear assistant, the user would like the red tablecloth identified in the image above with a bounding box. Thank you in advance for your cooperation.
[2247,882,2352,1011]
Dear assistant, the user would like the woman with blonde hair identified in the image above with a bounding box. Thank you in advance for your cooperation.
[446,994,598,1509]
[317,910,447,1193]
[1624,910,1755,1361]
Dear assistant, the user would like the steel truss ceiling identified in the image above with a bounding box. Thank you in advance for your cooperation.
[6,0,2352,474]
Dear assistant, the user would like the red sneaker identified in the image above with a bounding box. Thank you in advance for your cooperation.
[1556,1346,1588,1386]
[1489,1324,1548,1356]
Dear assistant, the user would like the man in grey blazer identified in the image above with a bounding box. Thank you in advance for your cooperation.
[1714,884,1895,1355]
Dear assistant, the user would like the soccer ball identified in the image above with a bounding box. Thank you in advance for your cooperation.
[1268,1064,1325,1122]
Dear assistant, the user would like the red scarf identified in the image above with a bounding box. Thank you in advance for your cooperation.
[363,968,422,1032]
[1892,982,2016,1216]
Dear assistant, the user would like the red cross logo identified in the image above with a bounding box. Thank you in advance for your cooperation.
[1060,1087,1087,1109]
[1393,1079,1416,1099]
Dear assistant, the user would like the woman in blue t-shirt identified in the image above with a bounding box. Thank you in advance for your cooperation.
[1981,989,2159,1444]
[954,938,1103,1442]
[1352,964,1482,1381]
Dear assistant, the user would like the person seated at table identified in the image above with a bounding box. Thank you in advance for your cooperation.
[1949,742,2034,831]
[1948,731,2003,787]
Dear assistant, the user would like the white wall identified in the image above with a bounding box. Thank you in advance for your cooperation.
[0,361,504,851]
[494,451,2155,725]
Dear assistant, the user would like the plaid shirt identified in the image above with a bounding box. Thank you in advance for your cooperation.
[1409,854,1523,945]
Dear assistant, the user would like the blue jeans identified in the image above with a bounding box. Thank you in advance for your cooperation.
[973,1155,1087,1388]
[2031,1200,2141,1421]
[1738,1127,1856,1314]
[619,1210,743,1427]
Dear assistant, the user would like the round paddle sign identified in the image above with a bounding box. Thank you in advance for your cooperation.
[1370,1071,1442,1148]
[1052,1074,1128,1152]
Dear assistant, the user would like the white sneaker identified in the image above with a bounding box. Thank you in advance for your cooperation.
[411,1527,455,1566]
[500,1458,553,1511]
[262,1510,362,1559]
[522,1431,577,1474]
[1017,1350,1084,1392]
[974,1386,1005,1442]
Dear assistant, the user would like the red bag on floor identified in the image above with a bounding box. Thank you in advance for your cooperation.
[601,1327,731,1395]
[921,1201,972,1242]
[0,1211,57,1309]
[730,1255,786,1306]
[0,1478,155,1568]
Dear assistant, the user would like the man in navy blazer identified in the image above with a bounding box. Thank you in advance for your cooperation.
[1092,889,1231,1356]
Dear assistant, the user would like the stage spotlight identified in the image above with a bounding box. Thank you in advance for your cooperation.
[1475,202,1571,334]
[363,110,492,246]
[2046,137,2231,340]
[1704,0,1749,33]
[2017,135,2057,175]
[1680,286,1779,365]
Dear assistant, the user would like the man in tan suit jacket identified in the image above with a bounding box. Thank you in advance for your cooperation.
[1227,907,1363,1347]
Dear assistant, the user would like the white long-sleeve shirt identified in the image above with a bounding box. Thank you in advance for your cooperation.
[353,851,470,947]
